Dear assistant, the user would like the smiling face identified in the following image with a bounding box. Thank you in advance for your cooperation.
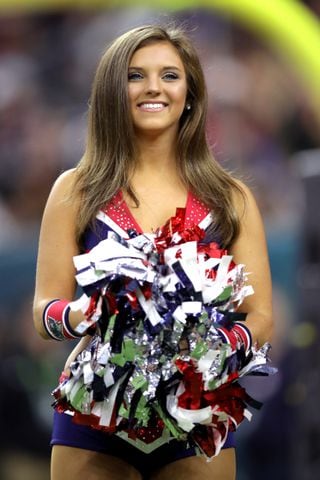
[128,41,188,138]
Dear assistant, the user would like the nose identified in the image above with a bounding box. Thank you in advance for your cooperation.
[145,74,161,96]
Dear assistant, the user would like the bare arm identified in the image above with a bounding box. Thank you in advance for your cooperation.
[229,181,273,347]
[33,169,85,339]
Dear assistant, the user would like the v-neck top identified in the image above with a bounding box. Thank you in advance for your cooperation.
[82,190,213,252]
[104,190,210,234]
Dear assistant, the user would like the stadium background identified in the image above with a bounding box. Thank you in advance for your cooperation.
[0,1,319,478]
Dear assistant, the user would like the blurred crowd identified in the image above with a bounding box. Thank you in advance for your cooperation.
[0,6,319,480]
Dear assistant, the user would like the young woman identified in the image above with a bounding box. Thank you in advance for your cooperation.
[33,24,273,480]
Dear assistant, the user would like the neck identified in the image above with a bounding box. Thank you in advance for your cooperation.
[134,130,178,171]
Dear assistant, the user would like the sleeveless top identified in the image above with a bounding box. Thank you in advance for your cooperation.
[82,190,215,251]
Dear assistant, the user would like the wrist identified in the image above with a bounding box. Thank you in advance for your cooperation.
[42,299,83,341]
[217,322,252,354]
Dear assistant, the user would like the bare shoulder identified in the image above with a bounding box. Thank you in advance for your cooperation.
[231,178,261,222]
[229,177,267,256]
[55,167,77,185]
[38,168,81,245]
[43,168,80,216]
[48,168,78,201]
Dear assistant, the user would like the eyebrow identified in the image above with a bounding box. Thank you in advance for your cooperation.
[128,66,183,72]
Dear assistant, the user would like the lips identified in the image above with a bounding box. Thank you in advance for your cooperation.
[137,102,168,111]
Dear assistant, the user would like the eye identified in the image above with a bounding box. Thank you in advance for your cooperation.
[128,71,143,81]
[162,72,179,81]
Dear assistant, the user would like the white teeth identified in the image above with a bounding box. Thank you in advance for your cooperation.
[140,103,165,109]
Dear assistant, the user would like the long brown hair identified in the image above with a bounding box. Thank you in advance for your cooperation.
[72,24,244,248]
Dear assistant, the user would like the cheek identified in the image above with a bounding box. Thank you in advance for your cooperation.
[128,85,140,103]
[172,85,188,105]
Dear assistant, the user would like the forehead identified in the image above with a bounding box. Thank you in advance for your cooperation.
[129,41,185,70]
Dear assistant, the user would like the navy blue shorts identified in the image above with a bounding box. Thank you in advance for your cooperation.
[51,411,235,478]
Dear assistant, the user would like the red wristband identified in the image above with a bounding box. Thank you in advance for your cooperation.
[217,322,252,353]
[42,299,82,341]
[233,322,252,353]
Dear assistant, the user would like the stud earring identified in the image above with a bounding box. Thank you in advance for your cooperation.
[185,103,191,111]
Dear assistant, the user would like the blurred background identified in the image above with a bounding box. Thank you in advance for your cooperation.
[0,1,319,479]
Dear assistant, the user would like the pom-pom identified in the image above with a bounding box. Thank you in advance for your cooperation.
[52,208,276,457]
